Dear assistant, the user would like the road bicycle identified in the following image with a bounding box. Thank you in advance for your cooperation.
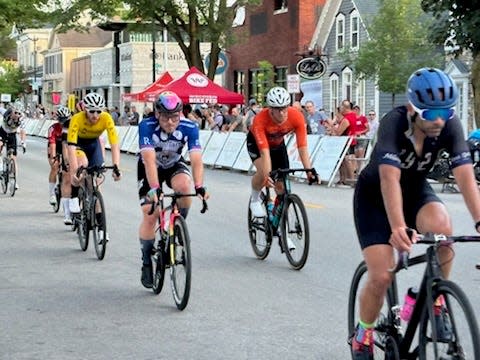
[0,144,25,197]
[348,231,480,359]
[74,165,119,260]
[247,167,316,270]
[51,154,67,213]
[149,189,208,311]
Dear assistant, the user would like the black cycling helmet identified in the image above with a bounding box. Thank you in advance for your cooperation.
[155,91,183,113]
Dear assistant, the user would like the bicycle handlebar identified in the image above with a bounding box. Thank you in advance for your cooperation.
[270,167,318,184]
[76,165,119,178]
[388,229,480,273]
[147,190,208,216]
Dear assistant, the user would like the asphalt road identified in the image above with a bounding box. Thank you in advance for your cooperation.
[1,137,480,360]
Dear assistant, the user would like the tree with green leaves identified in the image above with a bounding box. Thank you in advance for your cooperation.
[421,1,480,126]
[39,0,261,79]
[0,60,29,99]
[343,0,442,107]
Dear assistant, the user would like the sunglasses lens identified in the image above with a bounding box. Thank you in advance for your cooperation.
[421,108,454,121]
[88,110,101,114]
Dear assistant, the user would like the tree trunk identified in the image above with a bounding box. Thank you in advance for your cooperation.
[471,52,480,128]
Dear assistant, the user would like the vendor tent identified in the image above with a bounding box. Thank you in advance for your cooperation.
[122,72,174,102]
[161,67,244,105]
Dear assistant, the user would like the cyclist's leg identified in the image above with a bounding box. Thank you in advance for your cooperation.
[246,132,269,216]
[69,145,88,213]
[414,184,452,277]
[137,159,161,288]
[7,133,18,185]
[61,142,72,221]
[352,180,395,357]
[168,160,193,219]
[48,143,60,202]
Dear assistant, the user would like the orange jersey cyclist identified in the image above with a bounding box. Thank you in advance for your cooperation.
[67,93,121,238]
[247,86,318,222]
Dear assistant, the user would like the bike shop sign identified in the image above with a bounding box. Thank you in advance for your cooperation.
[296,57,326,80]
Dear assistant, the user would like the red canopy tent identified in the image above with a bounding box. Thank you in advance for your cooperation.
[122,72,174,102]
[161,67,244,105]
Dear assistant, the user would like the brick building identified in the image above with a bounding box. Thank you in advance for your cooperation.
[226,0,327,104]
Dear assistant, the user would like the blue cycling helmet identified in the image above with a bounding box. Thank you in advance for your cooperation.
[155,91,183,113]
[407,68,458,109]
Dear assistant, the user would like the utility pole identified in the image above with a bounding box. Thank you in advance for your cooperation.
[32,36,37,101]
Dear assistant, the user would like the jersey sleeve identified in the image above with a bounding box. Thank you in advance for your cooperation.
[103,114,119,145]
[446,116,472,168]
[251,112,269,150]
[186,121,202,152]
[138,118,155,151]
[47,125,56,144]
[67,115,80,145]
[291,109,308,148]
[375,109,405,169]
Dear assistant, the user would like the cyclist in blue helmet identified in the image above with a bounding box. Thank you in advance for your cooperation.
[350,67,480,359]
[136,91,208,289]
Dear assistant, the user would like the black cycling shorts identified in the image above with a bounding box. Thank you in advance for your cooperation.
[353,177,442,249]
[246,131,290,170]
[137,158,191,205]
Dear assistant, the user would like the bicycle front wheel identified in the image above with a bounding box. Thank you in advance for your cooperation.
[418,280,480,359]
[92,191,107,260]
[348,261,399,359]
[247,193,272,260]
[279,194,309,270]
[8,158,15,197]
[170,216,191,310]
[53,183,61,213]
[77,189,89,251]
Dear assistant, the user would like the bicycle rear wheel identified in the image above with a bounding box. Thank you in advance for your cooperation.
[279,194,309,270]
[77,189,89,251]
[348,261,400,359]
[1,169,7,194]
[92,191,107,260]
[170,216,191,310]
[8,158,15,197]
[418,280,480,359]
[247,192,272,260]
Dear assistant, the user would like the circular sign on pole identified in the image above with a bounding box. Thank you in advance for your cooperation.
[296,57,327,80]
[204,51,228,75]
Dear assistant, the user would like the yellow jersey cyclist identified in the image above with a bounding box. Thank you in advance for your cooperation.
[350,68,480,359]
[67,92,122,239]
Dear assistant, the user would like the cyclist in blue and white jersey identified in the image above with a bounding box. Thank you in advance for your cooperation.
[137,91,208,289]
[350,68,480,359]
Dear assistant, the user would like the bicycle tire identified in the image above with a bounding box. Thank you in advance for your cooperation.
[77,188,89,251]
[53,183,61,213]
[247,192,272,260]
[152,245,166,295]
[8,158,15,197]
[92,190,107,260]
[418,280,480,359]
[279,194,309,270]
[170,216,191,310]
[348,261,399,359]
[1,168,7,194]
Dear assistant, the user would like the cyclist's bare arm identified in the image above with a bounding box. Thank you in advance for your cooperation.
[142,149,160,191]
[109,143,121,180]
[189,151,204,188]
[379,163,412,252]
[452,163,480,227]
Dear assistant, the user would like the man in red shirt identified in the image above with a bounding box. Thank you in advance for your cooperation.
[334,100,357,185]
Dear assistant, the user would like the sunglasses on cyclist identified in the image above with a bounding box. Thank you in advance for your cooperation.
[411,103,455,122]
[88,110,102,115]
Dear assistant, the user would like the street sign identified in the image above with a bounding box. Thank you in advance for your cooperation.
[1,94,11,103]
[296,57,327,79]
[204,51,228,75]
[287,74,300,93]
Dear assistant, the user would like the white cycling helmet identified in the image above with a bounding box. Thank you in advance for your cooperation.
[56,105,71,123]
[266,87,290,108]
[83,92,105,111]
